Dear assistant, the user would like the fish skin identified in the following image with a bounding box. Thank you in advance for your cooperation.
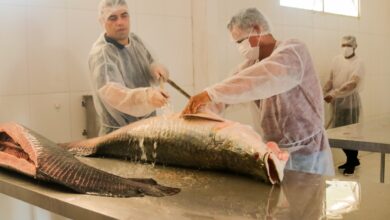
[0,122,180,197]
[61,114,288,184]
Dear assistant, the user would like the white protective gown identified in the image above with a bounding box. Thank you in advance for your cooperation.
[89,33,160,135]
[206,39,335,176]
[323,54,365,127]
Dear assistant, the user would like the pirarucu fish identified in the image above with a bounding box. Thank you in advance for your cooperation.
[62,113,289,184]
[0,122,180,197]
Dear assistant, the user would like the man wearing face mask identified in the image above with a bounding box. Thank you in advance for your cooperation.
[183,8,334,176]
[323,35,365,175]
[89,0,170,135]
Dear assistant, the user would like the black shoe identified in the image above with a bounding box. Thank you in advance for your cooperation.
[338,160,360,170]
[338,162,349,170]
[354,160,360,167]
[343,165,356,176]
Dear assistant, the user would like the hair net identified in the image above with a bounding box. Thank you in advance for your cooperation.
[341,35,357,48]
[98,0,128,24]
[227,8,271,35]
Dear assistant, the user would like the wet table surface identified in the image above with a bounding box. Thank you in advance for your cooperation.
[326,116,390,152]
[327,116,390,182]
[0,157,389,220]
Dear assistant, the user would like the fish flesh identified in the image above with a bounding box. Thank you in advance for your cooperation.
[0,122,180,197]
[61,113,289,184]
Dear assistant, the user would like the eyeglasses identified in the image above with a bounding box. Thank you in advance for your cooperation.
[341,44,353,47]
[236,36,249,44]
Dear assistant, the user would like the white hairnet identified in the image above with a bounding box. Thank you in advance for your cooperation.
[342,35,357,48]
[227,8,271,35]
[98,0,128,24]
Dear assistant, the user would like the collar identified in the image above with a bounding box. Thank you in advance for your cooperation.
[104,34,127,49]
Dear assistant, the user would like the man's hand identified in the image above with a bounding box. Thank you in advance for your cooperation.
[148,88,170,108]
[151,63,169,82]
[182,91,211,114]
[324,95,333,103]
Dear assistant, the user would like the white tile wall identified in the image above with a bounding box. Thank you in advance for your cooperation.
[0,6,28,96]
[0,95,30,125]
[312,12,340,30]
[282,6,315,28]
[27,0,67,8]
[137,15,193,87]
[27,7,69,94]
[0,0,26,5]
[311,29,339,81]
[67,0,101,10]
[283,26,314,48]
[67,10,101,92]
[29,93,71,142]
[135,0,191,17]
[226,0,259,18]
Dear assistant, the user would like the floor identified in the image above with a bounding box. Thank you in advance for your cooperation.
[331,148,390,184]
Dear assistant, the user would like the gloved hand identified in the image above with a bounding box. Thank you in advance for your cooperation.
[147,88,170,108]
[182,91,211,114]
[324,95,333,103]
[151,63,169,82]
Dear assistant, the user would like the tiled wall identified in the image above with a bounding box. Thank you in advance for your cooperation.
[0,0,192,219]
[193,0,390,124]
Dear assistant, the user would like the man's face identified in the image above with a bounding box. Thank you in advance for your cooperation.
[230,25,260,47]
[104,8,130,42]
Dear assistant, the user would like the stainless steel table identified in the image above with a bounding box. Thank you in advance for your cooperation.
[1,157,389,219]
[327,116,390,183]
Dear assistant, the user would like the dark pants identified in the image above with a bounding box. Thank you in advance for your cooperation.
[334,107,360,163]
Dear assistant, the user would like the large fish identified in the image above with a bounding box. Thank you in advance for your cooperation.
[0,122,180,197]
[62,113,289,184]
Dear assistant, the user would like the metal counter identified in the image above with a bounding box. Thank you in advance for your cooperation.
[0,157,389,220]
[327,115,390,182]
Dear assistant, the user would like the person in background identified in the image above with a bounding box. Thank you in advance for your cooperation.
[323,35,365,175]
[182,8,334,176]
[89,0,170,135]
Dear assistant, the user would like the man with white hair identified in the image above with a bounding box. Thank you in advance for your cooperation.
[323,35,365,175]
[89,0,170,135]
[183,8,334,176]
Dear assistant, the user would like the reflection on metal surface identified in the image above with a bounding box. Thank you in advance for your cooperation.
[326,180,360,219]
[265,171,326,220]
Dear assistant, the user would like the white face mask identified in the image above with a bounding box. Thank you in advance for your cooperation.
[237,29,261,60]
[343,47,354,58]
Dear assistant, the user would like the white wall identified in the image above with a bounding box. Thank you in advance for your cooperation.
[192,0,390,124]
[0,0,193,219]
